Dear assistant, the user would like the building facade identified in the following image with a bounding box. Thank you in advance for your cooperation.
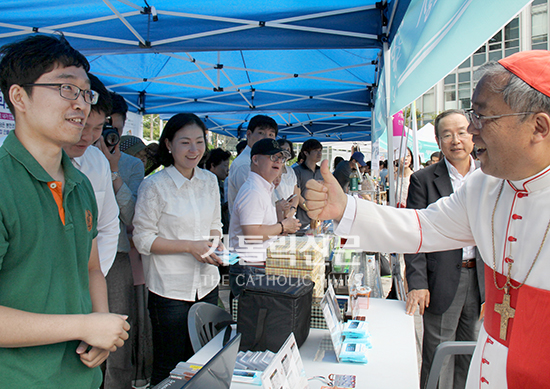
[415,0,548,125]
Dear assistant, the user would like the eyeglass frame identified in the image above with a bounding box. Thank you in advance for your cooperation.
[438,130,472,143]
[269,153,288,163]
[463,108,535,130]
[21,83,99,105]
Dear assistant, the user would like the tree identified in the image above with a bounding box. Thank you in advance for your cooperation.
[142,114,162,141]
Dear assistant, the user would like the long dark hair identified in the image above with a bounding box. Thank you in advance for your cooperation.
[157,113,208,167]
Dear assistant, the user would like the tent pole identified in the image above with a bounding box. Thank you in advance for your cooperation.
[383,41,396,207]
[411,101,420,171]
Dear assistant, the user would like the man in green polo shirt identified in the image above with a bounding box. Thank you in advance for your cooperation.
[0,35,130,388]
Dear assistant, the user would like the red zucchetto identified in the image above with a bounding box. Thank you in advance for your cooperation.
[499,50,550,98]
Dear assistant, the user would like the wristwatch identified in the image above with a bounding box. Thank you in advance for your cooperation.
[111,171,120,181]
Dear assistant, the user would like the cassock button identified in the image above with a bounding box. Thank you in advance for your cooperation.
[508,236,517,242]
[481,377,489,384]
[482,358,490,365]
[505,257,514,263]
[517,192,528,198]
[512,214,522,220]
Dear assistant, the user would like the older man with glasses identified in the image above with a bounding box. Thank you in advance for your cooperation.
[405,109,483,389]
[305,50,550,388]
[229,138,301,298]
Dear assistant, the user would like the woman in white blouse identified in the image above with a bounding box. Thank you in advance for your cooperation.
[272,139,300,218]
[132,113,223,385]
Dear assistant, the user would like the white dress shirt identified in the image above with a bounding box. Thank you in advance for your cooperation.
[227,145,251,213]
[229,172,278,263]
[444,156,476,260]
[72,146,120,276]
[133,165,222,301]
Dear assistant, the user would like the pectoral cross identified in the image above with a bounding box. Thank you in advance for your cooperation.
[494,287,515,341]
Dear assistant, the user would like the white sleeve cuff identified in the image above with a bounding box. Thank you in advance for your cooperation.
[333,194,356,236]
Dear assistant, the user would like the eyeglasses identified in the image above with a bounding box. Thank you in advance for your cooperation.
[439,131,472,143]
[463,108,534,130]
[269,154,288,163]
[21,83,99,105]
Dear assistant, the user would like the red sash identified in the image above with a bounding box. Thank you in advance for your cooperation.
[484,264,550,387]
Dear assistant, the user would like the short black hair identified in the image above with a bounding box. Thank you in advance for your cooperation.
[205,148,231,170]
[247,115,278,136]
[158,113,208,167]
[87,73,112,116]
[300,139,322,153]
[277,139,295,160]
[236,139,247,155]
[0,34,90,115]
[110,92,128,122]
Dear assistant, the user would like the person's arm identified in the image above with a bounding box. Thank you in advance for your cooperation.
[76,238,111,367]
[241,215,301,241]
[149,237,221,266]
[275,199,291,221]
[227,163,249,213]
[0,238,129,365]
[0,306,128,349]
[404,173,430,315]
[96,137,124,194]
[95,158,121,276]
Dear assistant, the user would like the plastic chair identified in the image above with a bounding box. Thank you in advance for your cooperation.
[425,341,477,389]
[188,302,234,353]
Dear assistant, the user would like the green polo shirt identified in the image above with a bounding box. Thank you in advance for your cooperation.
[0,132,100,388]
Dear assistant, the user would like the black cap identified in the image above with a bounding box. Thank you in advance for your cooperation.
[251,138,290,159]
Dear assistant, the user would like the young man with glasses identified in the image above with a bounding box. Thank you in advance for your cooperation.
[229,138,301,297]
[0,35,130,388]
[305,50,550,388]
[405,109,483,389]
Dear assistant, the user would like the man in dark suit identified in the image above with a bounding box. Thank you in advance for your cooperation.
[405,109,484,389]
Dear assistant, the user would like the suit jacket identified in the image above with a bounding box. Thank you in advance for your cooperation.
[405,159,484,315]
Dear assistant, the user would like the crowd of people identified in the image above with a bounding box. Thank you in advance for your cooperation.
[1,31,549,389]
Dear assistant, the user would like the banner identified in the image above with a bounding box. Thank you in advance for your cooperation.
[373,0,531,141]
[0,93,15,136]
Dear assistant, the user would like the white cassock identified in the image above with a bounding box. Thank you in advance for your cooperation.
[335,165,550,388]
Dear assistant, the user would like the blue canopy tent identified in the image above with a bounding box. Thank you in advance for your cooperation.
[1,0,411,141]
[0,0,533,203]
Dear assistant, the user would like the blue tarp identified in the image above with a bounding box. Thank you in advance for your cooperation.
[1,0,410,140]
[0,0,530,141]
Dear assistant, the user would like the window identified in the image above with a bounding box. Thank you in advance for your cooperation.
[532,0,548,50]
[473,46,486,67]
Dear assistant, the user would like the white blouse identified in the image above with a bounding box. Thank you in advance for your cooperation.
[133,165,223,301]
[272,165,297,203]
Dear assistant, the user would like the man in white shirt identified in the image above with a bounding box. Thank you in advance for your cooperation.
[304,51,550,388]
[405,110,483,389]
[96,92,144,389]
[226,115,278,214]
[63,73,120,276]
[229,138,301,297]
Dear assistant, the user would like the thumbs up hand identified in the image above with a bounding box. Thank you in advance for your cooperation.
[304,159,348,222]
